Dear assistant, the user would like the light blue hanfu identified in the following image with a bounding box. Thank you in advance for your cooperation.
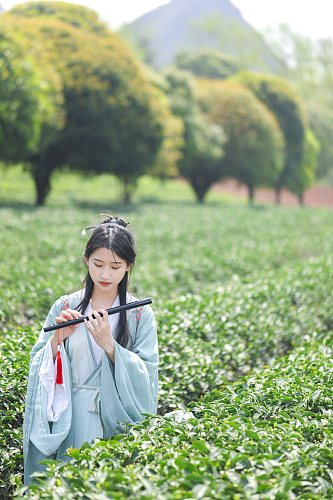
[23,290,158,486]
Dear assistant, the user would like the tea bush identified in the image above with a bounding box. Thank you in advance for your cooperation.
[157,254,333,412]
[1,195,332,497]
[1,255,332,496]
[1,203,332,331]
[0,327,36,496]
[20,342,333,498]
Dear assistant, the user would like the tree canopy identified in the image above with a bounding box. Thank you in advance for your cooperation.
[265,24,333,184]
[233,71,307,201]
[174,49,240,80]
[10,1,109,34]
[198,80,285,202]
[0,23,63,165]
[3,3,169,204]
[163,70,225,202]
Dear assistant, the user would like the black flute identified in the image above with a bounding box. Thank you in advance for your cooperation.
[43,297,152,332]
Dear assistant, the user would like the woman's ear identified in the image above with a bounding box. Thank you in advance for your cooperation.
[83,255,88,266]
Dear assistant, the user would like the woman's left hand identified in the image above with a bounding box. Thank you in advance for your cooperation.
[85,310,115,361]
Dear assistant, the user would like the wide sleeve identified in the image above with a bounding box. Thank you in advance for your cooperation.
[100,304,159,436]
[23,298,72,484]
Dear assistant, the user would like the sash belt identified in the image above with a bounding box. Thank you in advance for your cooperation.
[72,383,101,413]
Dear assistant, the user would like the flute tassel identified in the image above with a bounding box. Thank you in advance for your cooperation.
[56,336,63,385]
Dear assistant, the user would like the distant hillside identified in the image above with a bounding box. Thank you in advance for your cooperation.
[121,0,282,72]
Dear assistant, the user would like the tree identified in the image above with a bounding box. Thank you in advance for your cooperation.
[233,71,307,203]
[163,70,225,202]
[308,106,333,182]
[174,48,240,80]
[147,75,184,180]
[0,23,63,178]
[198,80,285,204]
[264,23,333,184]
[10,0,109,34]
[6,4,167,205]
[288,129,320,205]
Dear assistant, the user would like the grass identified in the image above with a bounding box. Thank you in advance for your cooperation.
[0,165,241,208]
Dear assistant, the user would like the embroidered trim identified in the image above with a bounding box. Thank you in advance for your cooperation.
[136,307,143,323]
[61,296,70,311]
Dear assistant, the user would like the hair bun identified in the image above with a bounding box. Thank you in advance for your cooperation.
[81,214,129,235]
[100,214,129,228]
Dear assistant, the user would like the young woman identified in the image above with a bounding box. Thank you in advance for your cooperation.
[23,215,158,485]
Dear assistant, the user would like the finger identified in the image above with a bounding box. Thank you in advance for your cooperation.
[66,309,82,319]
[88,312,98,329]
[100,310,110,327]
[70,309,82,319]
[95,310,106,326]
[55,316,69,324]
[60,310,75,320]
[100,310,108,322]
[91,310,102,326]
[84,318,93,331]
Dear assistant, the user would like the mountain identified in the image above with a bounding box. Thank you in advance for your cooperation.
[121,0,281,72]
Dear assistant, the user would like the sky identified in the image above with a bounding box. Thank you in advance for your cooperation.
[1,0,332,40]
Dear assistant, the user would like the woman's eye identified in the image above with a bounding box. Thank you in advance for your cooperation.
[112,267,120,270]
[95,264,102,268]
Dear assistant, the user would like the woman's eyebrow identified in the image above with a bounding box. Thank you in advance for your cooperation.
[93,258,122,264]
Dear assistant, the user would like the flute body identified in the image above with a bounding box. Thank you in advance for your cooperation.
[43,297,152,333]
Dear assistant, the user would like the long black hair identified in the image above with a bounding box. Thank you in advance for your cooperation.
[76,215,136,348]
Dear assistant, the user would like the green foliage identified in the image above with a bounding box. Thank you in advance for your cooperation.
[10,0,109,34]
[1,178,332,496]
[175,48,240,80]
[0,328,36,496]
[1,192,332,332]
[288,128,320,201]
[262,24,333,184]
[8,329,333,497]
[233,71,308,199]
[0,24,62,165]
[163,70,225,201]
[198,80,284,202]
[309,104,333,183]
[5,4,167,205]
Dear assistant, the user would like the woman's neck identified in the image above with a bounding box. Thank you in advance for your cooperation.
[90,290,118,310]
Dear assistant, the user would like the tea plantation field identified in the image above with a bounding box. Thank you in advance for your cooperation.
[0,174,332,498]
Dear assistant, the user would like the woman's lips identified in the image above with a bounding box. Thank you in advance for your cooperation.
[99,281,111,287]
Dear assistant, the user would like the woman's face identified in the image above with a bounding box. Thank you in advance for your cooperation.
[85,247,130,295]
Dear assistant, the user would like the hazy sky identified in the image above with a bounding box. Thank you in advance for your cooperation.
[2,0,332,39]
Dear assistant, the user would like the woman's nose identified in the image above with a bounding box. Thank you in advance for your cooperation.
[100,270,112,280]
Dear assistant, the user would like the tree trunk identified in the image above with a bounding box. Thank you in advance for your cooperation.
[32,166,52,206]
[247,184,255,205]
[191,177,209,203]
[123,176,132,204]
[275,187,281,205]
[298,192,304,206]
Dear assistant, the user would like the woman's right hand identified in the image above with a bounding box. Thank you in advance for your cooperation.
[51,309,82,359]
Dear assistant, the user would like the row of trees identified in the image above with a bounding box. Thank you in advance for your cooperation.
[265,24,333,184]
[1,2,176,204]
[0,2,319,205]
[163,62,316,203]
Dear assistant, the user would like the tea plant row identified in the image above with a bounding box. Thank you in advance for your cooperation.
[1,254,332,496]
[21,341,333,499]
[1,205,332,332]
